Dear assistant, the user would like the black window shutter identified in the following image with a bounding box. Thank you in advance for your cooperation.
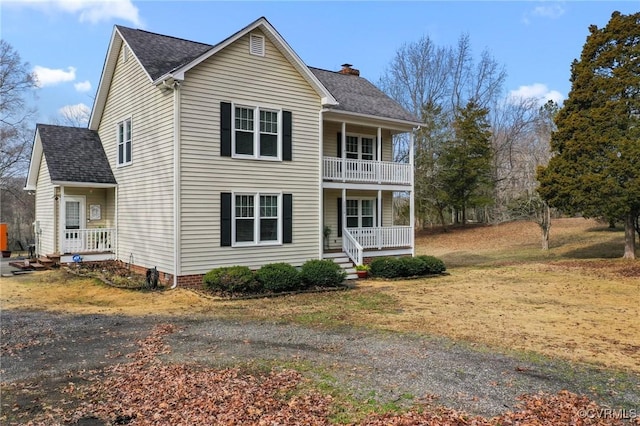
[283,111,292,161]
[337,132,342,157]
[337,197,342,237]
[220,192,232,246]
[220,102,232,157]
[283,193,293,243]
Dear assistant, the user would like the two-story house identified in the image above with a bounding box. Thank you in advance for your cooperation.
[25,17,419,287]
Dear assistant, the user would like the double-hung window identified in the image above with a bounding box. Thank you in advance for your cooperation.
[233,193,281,245]
[233,105,280,159]
[117,118,132,166]
[345,135,375,161]
[346,199,375,228]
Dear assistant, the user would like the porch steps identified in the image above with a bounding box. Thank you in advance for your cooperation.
[322,252,358,280]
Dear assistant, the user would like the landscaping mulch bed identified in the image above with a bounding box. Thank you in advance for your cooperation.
[64,261,160,290]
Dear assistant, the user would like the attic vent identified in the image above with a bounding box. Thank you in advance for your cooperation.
[249,33,265,57]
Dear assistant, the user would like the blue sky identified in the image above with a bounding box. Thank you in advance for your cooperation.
[2,1,638,125]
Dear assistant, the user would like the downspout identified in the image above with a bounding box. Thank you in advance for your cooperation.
[171,79,182,289]
[318,109,324,259]
[409,127,418,257]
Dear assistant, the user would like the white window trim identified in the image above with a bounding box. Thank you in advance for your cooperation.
[346,133,376,161]
[232,103,282,161]
[232,191,283,247]
[346,197,376,229]
[116,117,132,167]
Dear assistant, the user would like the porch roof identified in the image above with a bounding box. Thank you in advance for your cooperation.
[37,124,117,185]
[309,67,421,126]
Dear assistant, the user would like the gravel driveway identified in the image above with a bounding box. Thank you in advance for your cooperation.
[2,309,639,420]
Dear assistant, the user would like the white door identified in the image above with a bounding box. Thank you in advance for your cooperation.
[63,196,85,253]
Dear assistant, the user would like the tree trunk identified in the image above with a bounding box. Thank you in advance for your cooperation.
[540,202,551,250]
[623,212,636,259]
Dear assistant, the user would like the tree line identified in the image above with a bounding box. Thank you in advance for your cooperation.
[382,11,638,258]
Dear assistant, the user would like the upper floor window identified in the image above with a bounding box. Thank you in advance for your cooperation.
[233,105,280,159]
[220,102,292,161]
[346,135,375,161]
[117,118,132,166]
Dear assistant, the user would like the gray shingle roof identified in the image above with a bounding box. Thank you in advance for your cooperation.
[116,26,213,81]
[37,124,117,185]
[309,67,419,124]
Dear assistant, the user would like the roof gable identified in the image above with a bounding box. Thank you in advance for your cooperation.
[89,17,337,130]
[26,124,116,189]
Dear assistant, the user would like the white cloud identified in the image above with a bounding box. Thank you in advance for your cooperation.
[74,80,92,92]
[15,0,142,27]
[508,83,564,106]
[33,65,76,87]
[522,2,565,25]
[531,4,565,19]
[58,103,91,126]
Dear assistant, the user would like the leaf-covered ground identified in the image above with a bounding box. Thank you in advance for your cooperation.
[7,324,636,426]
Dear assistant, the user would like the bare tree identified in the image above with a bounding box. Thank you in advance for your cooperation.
[0,40,37,188]
[55,103,91,127]
[0,40,38,247]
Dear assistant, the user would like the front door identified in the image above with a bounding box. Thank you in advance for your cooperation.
[64,196,85,253]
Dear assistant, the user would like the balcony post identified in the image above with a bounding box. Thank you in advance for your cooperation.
[342,187,346,242]
[409,130,416,257]
[377,127,382,184]
[377,190,382,249]
[341,122,346,182]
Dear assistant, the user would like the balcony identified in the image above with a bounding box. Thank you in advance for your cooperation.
[323,157,411,186]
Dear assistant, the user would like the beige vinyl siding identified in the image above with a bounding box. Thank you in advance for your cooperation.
[323,189,394,251]
[34,155,55,255]
[322,122,393,161]
[97,41,174,273]
[179,30,322,273]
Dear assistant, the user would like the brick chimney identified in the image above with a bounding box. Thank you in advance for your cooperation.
[339,63,360,76]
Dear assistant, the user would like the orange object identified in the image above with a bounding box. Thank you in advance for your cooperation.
[0,223,7,251]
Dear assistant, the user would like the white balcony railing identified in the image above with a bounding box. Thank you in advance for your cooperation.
[62,228,116,254]
[342,226,412,265]
[346,226,413,250]
[323,157,411,185]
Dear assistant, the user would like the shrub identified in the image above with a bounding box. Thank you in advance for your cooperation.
[400,256,427,277]
[255,262,301,292]
[369,257,402,278]
[417,255,447,274]
[300,259,346,287]
[203,266,257,294]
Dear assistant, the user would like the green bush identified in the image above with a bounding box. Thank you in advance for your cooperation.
[203,266,257,294]
[300,259,346,287]
[369,257,402,278]
[255,262,301,292]
[417,255,447,274]
[400,256,427,277]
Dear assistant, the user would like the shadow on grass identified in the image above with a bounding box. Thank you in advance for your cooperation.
[561,240,626,259]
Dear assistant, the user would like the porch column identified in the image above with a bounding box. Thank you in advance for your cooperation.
[377,127,382,184]
[341,122,346,182]
[59,185,65,254]
[377,189,382,250]
[342,187,346,243]
[409,130,415,257]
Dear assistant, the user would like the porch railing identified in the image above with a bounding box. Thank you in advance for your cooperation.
[62,228,116,254]
[323,157,411,185]
[345,226,413,250]
[342,228,363,266]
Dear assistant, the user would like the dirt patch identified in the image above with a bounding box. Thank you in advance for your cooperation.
[2,309,640,425]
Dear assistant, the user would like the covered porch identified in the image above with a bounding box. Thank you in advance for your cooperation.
[50,185,117,262]
[323,188,413,265]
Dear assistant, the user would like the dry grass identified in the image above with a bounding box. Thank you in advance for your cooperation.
[1,218,638,372]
